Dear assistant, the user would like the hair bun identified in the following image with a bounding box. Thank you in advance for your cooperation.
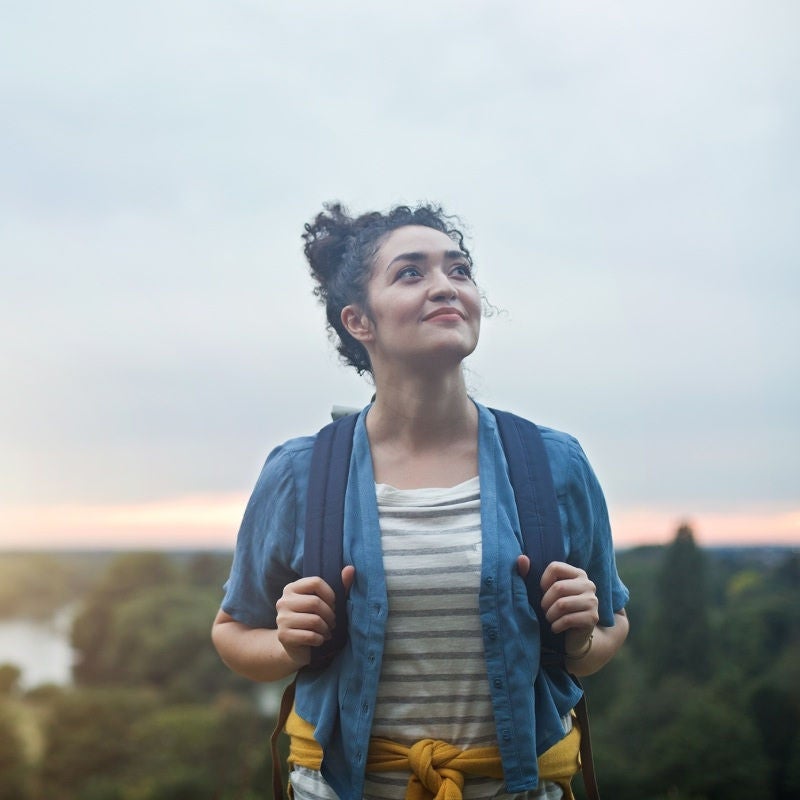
[302,202,355,290]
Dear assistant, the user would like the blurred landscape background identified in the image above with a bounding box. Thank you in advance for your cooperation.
[2,2,798,797]
[1,527,798,799]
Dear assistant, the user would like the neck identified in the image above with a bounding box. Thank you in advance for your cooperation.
[367,366,476,448]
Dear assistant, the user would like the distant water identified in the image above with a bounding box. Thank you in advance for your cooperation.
[0,607,75,689]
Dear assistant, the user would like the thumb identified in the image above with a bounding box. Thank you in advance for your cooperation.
[517,554,531,579]
[341,565,356,594]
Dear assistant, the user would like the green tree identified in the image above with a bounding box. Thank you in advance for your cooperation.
[0,663,22,696]
[71,553,177,685]
[589,676,771,800]
[39,688,157,800]
[0,554,81,619]
[94,583,248,701]
[648,523,711,682]
[784,732,800,797]
[0,702,31,800]
[70,552,251,700]
[185,552,232,589]
[750,681,800,800]
[124,699,268,800]
[644,681,769,799]
[714,552,800,798]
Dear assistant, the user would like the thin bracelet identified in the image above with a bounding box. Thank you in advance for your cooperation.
[566,632,593,660]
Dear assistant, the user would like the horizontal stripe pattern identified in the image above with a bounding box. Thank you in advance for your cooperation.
[363,478,559,799]
[371,477,490,749]
[290,476,564,800]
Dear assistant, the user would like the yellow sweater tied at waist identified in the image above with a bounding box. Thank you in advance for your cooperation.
[286,706,581,800]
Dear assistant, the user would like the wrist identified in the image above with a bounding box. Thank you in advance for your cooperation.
[565,631,594,660]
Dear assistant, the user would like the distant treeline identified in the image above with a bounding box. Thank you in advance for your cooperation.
[0,535,798,799]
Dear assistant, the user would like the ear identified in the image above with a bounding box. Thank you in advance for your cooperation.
[341,304,374,343]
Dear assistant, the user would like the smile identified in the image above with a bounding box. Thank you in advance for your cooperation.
[423,308,465,321]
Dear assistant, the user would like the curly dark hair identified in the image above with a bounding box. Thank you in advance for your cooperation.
[302,202,472,375]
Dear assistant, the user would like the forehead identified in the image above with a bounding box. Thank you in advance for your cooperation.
[374,225,461,265]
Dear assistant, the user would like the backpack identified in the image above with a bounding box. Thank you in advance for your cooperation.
[272,408,600,800]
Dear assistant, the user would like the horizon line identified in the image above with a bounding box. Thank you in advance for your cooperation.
[1,493,798,551]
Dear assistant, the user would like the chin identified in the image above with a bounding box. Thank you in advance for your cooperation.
[422,340,480,366]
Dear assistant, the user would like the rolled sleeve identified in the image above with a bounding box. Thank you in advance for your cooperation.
[543,429,629,627]
[221,441,311,629]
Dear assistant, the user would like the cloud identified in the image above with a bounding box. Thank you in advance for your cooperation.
[1,1,798,542]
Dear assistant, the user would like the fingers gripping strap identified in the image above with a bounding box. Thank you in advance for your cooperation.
[305,409,566,663]
[303,412,357,668]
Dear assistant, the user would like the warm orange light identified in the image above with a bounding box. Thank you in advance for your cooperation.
[610,507,800,548]
[1,496,798,550]
[0,494,248,549]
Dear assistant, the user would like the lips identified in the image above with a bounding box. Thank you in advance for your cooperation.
[423,307,465,321]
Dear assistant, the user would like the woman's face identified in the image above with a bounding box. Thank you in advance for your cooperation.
[345,225,481,374]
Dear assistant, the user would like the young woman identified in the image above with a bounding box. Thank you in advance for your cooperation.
[212,203,629,800]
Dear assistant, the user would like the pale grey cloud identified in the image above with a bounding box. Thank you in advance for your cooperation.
[1,1,798,529]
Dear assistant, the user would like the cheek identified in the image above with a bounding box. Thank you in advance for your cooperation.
[371,293,418,325]
[465,285,483,317]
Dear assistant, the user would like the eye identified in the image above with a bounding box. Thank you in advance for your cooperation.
[451,262,473,280]
[396,265,422,280]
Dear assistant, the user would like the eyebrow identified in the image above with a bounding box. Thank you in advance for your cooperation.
[386,250,469,270]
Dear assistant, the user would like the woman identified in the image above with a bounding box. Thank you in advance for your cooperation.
[212,203,629,800]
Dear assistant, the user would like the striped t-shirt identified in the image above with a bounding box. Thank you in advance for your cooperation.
[290,477,565,800]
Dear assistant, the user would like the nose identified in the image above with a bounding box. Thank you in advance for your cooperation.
[428,269,458,301]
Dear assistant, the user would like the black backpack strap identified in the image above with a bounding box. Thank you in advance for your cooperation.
[490,408,565,654]
[271,414,357,795]
[491,409,600,800]
[303,411,358,669]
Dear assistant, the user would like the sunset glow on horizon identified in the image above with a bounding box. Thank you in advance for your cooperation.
[1,494,797,551]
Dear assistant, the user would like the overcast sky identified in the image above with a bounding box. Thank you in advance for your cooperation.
[1,1,798,548]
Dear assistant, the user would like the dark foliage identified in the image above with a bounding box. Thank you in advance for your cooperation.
[0,702,31,800]
[1,539,798,799]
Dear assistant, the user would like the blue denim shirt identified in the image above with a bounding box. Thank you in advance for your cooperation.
[222,403,629,799]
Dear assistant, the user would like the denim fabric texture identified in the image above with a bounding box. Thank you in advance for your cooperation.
[221,402,629,800]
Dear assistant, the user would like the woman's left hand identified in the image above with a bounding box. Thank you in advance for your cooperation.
[517,557,599,656]
[516,556,628,675]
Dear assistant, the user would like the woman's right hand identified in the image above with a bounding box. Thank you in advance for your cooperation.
[275,566,355,668]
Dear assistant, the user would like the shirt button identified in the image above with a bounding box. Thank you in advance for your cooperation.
[368,653,376,664]
[493,677,503,688]
[487,627,498,640]
[485,576,494,587]
[362,702,369,713]
[502,729,511,741]
[355,751,363,763]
